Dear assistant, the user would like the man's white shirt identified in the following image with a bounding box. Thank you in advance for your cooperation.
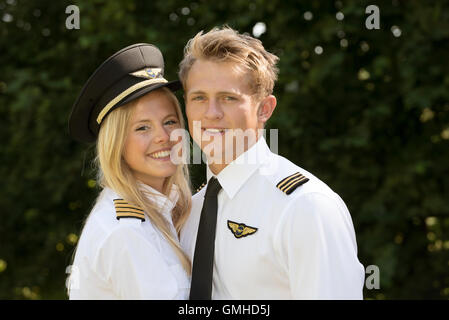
[68,184,189,299]
[180,137,365,299]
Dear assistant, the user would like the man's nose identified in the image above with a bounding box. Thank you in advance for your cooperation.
[204,99,223,120]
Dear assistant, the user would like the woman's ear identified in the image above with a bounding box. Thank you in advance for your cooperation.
[257,95,277,124]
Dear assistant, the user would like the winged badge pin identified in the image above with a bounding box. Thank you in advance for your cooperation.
[227,220,258,239]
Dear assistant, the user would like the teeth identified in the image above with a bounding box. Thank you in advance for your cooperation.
[150,150,171,158]
[205,128,224,133]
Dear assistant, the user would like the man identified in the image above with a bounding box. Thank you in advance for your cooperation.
[179,26,365,299]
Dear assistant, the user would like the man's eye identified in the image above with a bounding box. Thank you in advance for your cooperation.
[224,96,237,101]
[192,96,205,101]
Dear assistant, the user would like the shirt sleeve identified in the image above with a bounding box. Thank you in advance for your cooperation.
[274,192,365,299]
[93,221,179,299]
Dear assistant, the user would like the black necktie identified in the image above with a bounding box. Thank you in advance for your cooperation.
[189,177,222,300]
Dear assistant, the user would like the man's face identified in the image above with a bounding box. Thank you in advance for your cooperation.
[185,59,261,170]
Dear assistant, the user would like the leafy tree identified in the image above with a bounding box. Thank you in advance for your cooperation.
[0,0,448,299]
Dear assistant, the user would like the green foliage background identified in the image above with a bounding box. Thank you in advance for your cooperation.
[1,0,448,299]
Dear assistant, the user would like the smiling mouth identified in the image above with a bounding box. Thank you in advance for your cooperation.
[148,149,171,159]
[202,128,227,135]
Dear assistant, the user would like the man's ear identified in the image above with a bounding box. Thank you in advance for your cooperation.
[257,95,277,124]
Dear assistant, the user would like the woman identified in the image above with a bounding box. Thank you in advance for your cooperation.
[67,44,192,299]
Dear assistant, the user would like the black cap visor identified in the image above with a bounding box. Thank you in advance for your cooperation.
[89,79,182,139]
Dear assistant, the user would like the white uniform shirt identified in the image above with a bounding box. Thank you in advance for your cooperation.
[68,184,190,299]
[181,137,365,299]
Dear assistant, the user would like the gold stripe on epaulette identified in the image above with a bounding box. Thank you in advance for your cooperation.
[113,204,144,213]
[276,172,301,189]
[115,208,145,216]
[113,199,145,221]
[116,211,145,221]
[196,182,206,193]
[281,175,308,192]
[276,172,309,195]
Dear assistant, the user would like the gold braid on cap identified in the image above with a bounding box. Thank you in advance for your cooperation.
[96,68,167,125]
[96,78,167,124]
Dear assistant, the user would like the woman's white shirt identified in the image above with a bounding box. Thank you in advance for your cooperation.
[68,184,190,300]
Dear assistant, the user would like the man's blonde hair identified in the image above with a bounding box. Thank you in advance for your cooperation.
[96,88,192,274]
[179,26,279,99]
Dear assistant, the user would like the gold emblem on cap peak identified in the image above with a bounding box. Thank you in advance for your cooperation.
[129,68,162,79]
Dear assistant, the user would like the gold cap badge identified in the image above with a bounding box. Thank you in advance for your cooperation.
[129,67,163,79]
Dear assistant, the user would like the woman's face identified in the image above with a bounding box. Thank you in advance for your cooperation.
[123,89,181,193]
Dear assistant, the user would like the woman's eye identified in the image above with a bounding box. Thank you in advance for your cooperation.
[165,120,178,126]
[136,125,150,131]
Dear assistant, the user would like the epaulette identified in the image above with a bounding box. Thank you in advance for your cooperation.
[276,172,309,195]
[196,182,206,193]
[113,199,145,221]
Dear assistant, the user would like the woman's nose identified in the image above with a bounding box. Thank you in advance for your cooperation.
[153,125,170,144]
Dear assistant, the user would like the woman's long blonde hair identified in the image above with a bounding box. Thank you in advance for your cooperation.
[96,87,192,274]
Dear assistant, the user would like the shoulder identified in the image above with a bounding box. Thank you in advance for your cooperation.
[88,188,145,227]
[194,181,207,194]
[76,188,148,255]
[262,156,354,235]
[258,153,336,201]
[192,182,207,203]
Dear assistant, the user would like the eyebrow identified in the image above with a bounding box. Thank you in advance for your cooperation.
[188,90,241,95]
[188,90,206,95]
[131,113,178,125]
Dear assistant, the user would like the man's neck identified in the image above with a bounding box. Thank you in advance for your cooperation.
[207,135,262,176]
[208,163,227,176]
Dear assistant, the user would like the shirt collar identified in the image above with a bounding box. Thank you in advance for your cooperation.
[206,136,272,199]
[138,182,179,218]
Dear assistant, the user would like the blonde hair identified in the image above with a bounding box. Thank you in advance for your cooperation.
[96,87,192,274]
[179,25,279,99]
